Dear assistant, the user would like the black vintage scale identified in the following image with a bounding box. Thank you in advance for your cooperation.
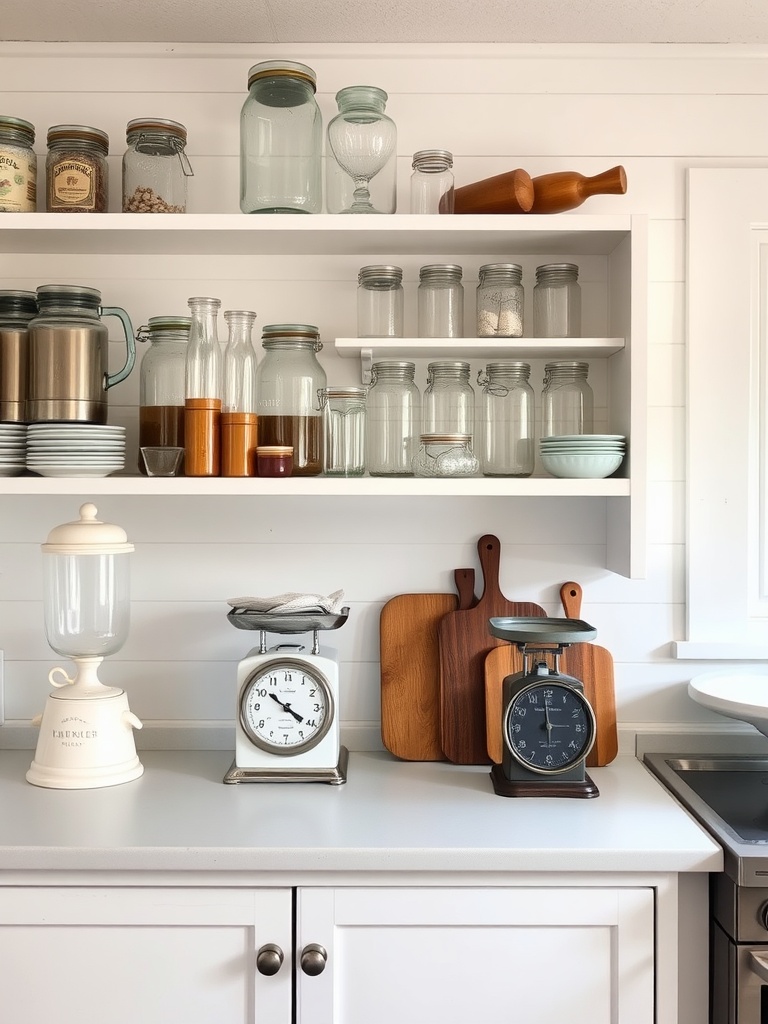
[223,606,350,785]
[488,616,600,799]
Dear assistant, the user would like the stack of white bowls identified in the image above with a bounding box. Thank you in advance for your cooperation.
[0,423,27,476]
[539,434,626,479]
[26,423,126,477]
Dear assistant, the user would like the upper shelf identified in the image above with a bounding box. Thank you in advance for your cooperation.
[0,213,636,257]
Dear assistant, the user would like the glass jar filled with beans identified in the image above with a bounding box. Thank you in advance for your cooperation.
[46,124,109,213]
[122,118,193,214]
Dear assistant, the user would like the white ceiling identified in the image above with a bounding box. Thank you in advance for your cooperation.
[4,0,768,45]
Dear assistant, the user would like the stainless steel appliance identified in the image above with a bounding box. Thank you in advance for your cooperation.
[645,754,768,1024]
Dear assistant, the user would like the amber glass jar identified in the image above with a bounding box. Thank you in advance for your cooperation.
[46,124,109,212]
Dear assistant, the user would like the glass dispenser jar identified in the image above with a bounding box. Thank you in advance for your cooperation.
[0,116,37,212]
[0,289,36,422]
[326,86,397,215]
[477,361,534,477]
[122,118,193,214]
[184,296,222,477]
[357,265,404,338]
[222,309,259,478]
[476,263,524,337]
[541,360,594,437]
[137,315,189,473]
[418,264,464,338]
[366,360,421,476]
[423,360,474,437]
[255,324,326,476]
[46,124,109,213]
[533,263,582,338]
[240,61,322,215]
[410,149,454,214]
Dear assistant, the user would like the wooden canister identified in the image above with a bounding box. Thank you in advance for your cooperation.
[221,412,258,477]
[184,398,221,476]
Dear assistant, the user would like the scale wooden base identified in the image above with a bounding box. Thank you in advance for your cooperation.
[489,763,599,799]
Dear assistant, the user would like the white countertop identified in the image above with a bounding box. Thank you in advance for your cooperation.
[0,749,722,878]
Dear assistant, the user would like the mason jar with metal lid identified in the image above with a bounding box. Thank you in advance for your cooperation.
[423,359,474,437]
[533,263,582,338]
[357,265,404,338]
[366,360,421,476]
[476,263,524,337]
[122,118,193,214]
[255,324,326,476]
[0,289,37,421]
[477,361,534,477]
[240,61,322,215]
[410,149,454,214]
[137,315,190,472]
[46,124,109,212]
[418,264,464,338]
[0,116,37,213]
[541,360,593,437]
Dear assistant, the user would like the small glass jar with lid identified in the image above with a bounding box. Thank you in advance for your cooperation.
[410,149,454,214]
[137,315,190,473]
[357,265,404,338]
[240,61,323,215]
[533,263,582,338]
[0,116,37,212]
[477,361,534,477]
[418,264,464,338]
[46,124,109,213]
[412,434,479,478]
[476,263,524,337]
[366,360,421,476]
[423,360,474,437]
[541,360,593,437]
[122,118,193,214]
[255,324,326,476]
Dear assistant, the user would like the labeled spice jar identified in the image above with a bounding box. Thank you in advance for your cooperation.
[256,445,293,477]
[477,361,534,477]
[418,264,464,338]
[357,265,403,338]
[476,263,524,338]
[410,149,454,214]
[0,116,37,213]
[366,360,421,476]
[533,263,582,338]
[46,124,109,213]
[423,360,474,437]
[412,434,479,477]
[122,118,192,214]
[318,386,367,477]
[541,360,593,437]
[137,315,190,474]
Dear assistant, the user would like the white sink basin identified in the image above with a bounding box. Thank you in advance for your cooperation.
[689,672,768,738]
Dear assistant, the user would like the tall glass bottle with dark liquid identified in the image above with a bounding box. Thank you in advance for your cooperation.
[255,324,326,476]
[137,315,190,474]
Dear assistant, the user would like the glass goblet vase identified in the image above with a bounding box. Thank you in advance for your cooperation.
[327,86,397,214]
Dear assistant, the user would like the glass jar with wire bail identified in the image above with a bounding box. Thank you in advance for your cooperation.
[477,361,534,477]
[137,315,190,473]
[357,265,404,338]
[541,360,593,437]
[46,124,109,212]
[366,360,421,476]
[423,360,475,438]
[255,324,326,476]
[533,262,582,338]
[0,116,37,212]
[476,263,524,338]
[418,264,464,338]
[122,118,193,214]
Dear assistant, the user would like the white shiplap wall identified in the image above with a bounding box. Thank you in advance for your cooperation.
[0,42,763,750]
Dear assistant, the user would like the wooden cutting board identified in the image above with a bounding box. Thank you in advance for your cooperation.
[380,568,476,761]
[438,534,546,765]
[484,581,619,767]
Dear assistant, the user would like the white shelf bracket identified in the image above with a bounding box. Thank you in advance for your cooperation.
[360,347,374,384]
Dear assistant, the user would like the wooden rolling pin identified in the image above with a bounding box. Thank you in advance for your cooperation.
[450,168,534,214]
[530,165,627,214]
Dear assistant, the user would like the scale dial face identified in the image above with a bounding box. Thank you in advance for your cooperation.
[239,658,334,755]
[504,680,596,775]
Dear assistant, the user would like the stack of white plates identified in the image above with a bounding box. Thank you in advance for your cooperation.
[26,424,126,478]
[0,423,27,476]
[539,434,627,479]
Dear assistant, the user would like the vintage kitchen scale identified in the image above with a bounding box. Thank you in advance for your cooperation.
[223,605,350,785]
[488,616,600,799]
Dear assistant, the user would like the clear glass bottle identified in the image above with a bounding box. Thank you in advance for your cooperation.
[410,149,454,214]
[255,324,326,476]
[357,265,404,338]
[122,118,193,214]
[476,263,524,338]
[184,296,222,477]
[477,361,534,477]
[318,386,367,477]
[222,309,259,478]
[137,315,190,473]
[412,434,478,478]
[0,116,36,213]
[423,360,474,437]
[533,263,582,338]
[326,86,397,215]
[240,61,322,215]
[46,124,109,213]
[541,360,593,437]
[366,360,421,476]
[0,289,36,422]
[418,264,464,338]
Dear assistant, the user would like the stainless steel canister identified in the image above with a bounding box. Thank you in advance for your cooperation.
[0,290,37,422]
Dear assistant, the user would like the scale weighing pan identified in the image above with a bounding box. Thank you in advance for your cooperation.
[227,607,350,634]
[489,616,597,645]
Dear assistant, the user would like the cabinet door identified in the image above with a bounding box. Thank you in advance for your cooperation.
[0,887,292,1024]
[296,886,654,1024]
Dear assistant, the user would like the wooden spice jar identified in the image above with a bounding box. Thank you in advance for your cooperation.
[46,124,109,212]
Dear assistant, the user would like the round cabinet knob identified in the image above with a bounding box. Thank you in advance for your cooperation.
[300,943,328,976]
[256,943,284,976]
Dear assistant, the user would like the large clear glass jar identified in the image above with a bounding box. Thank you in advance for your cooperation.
[240,61,322,215]
[122,118,193,214]
[418,264,464,338]
[357,265,404,338]
[318,386,367,477]
[476,263,524,337]
[184,296,222,477]
[255,324,326,476]
[0,116,36,212]
[533,263,582,338]
[137,315,189,472]
[0,289,36,422]
[423,360,474,437]
[477,361,534,477]
[410,149,454,214]
[46,124,109,213]
[326,85,397,215]
[366,360,421,476]
[541,360,594,437]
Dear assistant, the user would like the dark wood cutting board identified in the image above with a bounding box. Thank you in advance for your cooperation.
[380,568,476,761]
[438,534,546,765]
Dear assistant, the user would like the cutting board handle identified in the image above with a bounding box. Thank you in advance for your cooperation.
[560,581,583,618]
[477,535,504,605]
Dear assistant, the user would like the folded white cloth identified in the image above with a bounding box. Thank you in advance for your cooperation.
[227,590,345,614]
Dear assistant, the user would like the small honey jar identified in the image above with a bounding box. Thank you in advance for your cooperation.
[256,445,294,477]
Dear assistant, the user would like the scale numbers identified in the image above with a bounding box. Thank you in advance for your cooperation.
[504,681,595,775]
[239,659,334,755]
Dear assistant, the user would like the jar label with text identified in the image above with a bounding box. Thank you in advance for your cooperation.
[0,147,36,212]
[51,158,95,209]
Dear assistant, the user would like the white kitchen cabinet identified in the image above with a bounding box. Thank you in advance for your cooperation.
[0,883,654,1024]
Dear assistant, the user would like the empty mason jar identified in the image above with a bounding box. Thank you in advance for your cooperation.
[477,361,534,477]
[476,263,524,337]
[533,263,582,338]
[410,149,454,214]
[541,360,593,437]
[318,386,367,476]
[357,265,404,338]
[366,360,421,476]
[423,360,474,437]
[418,264,464,338]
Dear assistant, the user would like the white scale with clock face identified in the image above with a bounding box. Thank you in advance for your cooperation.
[223,607,349,785]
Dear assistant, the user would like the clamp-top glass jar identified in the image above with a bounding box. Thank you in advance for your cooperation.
[533,263,582,338]
[122,118,193,214]
[240,61,323,215]
[477,361,534,477]
[357,265,404,338]
[0,116,36,212]
[255,324,326,476]
[541,360,593,437]
[137,315,190,471]
[476,264,524,337]
[46,124,109,213]
[418,264,464,338]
